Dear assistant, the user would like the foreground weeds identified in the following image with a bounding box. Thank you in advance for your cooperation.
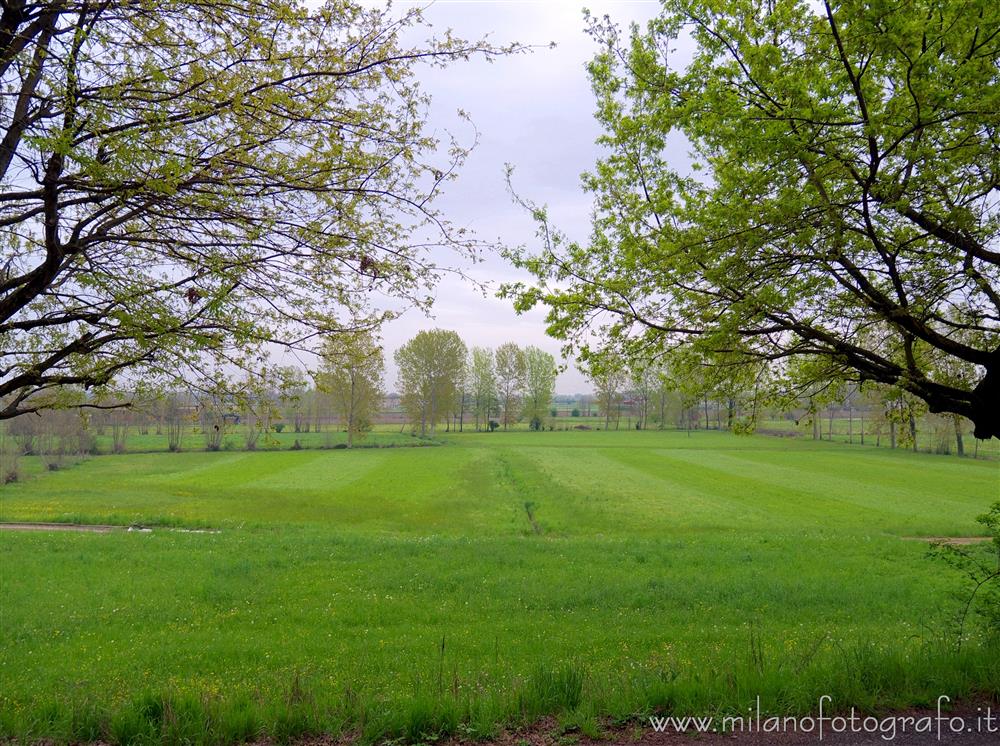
[4,640,999,745]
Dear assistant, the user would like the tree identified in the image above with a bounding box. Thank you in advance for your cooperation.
[90,389,133,453]
[0,419,21,482]
[494,342,526,430]
[161,393,187,453]
[585,357,625,430]
[630,364,661,430]
[316,331,384,448]
[522,346,556,430]
[0,1,516,420]
[198,378,231,452]
[395,329,467,436]
[36,407,91,470]
[276,367,308,434]
[504,0,1000,440]
[651,375,677,430]
[469,346,498,431]
[240,370,280,451]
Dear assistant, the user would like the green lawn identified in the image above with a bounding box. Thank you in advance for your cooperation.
[85,425,429,456]
[755,416,999,459]
[1,430,998,744]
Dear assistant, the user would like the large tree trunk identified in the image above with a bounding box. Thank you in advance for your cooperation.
[968,357,999,440]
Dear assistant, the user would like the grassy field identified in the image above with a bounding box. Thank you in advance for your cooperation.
[1,430,998,744]
[754,416,1000,459]
[86,425,431,456]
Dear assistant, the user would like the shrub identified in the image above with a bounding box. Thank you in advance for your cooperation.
[204,424,223,451]
[83,433,99,455]
[273,423,285,433]
[929,502,1000,645]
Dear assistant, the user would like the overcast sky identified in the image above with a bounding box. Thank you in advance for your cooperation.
[368,0,663,394]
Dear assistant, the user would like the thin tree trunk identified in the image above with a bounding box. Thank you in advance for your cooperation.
[953,415,964,457]
[347,377,355,448]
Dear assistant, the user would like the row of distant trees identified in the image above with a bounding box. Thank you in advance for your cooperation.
[270,328,561,444]
[0,330,980,476]
[581,355,979,456]
[0,328,561,473]
[395,330,557,436]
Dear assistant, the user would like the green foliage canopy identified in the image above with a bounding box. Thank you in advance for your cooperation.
[521,345,556,428]
[395,328,467,436]
[316,330,384,447]
[504,0,1000,439]
[0,0,514,418]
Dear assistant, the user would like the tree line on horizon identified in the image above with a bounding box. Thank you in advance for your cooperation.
[581,352,977,457]
[0,323,983,487]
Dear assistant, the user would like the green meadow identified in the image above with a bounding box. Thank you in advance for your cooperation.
[1,430,998,743]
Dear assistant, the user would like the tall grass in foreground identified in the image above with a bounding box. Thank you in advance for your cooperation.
[3,640,998,745]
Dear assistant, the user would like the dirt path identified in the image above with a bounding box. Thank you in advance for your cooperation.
[0,522,218,533]
[901,536,992,545]
[0,521,122,532]
[468,707,1000,746]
